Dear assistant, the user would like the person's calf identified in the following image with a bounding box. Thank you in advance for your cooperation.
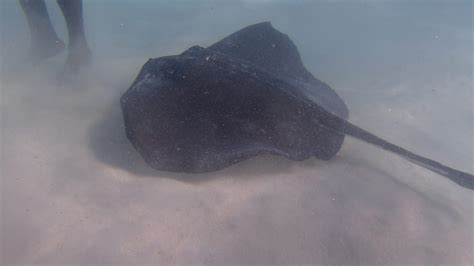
[57,0,91,71]
[19,0,65,63]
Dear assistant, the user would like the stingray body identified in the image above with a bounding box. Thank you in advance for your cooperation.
[121,22,473,189]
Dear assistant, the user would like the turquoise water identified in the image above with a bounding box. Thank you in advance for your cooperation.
[1,0,473,264]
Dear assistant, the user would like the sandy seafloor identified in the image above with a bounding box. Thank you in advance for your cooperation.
[1,0,473,264]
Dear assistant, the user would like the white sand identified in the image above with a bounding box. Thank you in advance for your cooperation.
[1,0,473,264]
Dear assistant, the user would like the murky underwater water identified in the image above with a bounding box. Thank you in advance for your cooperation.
[1,0,473,264]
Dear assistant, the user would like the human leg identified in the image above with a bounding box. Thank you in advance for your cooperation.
[57,0,91,70]
[19,0,65,62]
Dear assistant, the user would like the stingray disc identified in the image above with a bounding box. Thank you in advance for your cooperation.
[121,22,349,173]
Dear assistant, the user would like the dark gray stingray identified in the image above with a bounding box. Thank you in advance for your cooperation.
[121,22,473,190]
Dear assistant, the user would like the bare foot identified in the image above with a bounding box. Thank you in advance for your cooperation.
[65,40,92,72]
[29,37,66,64]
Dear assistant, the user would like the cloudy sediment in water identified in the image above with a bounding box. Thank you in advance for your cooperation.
[1,0,473,264]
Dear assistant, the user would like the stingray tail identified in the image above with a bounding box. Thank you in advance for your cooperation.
[318,110,474,190]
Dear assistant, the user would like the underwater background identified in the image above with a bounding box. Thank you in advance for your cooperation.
[1,0,473,264]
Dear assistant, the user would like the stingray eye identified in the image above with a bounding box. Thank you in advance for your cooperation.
[145,73,155,79]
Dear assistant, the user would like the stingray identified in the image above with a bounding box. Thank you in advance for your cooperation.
[120,22,473,190]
